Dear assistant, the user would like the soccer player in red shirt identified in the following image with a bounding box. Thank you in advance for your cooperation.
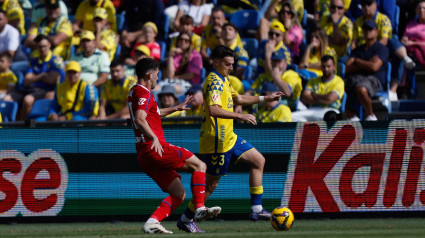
[128,58,221,234]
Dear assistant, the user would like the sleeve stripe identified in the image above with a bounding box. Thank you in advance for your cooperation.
[146,92,151,111]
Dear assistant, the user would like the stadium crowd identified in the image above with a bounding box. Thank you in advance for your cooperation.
[0,0,422,123]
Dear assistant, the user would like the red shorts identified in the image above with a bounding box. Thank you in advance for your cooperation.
[137,142,193,191]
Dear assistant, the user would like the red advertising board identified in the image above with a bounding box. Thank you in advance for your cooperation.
[282,121,425,213]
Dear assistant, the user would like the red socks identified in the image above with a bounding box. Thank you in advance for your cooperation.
[151,195,183,222]
[191,171,206,209]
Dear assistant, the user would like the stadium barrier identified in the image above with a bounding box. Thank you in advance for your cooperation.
[1,120,425,220]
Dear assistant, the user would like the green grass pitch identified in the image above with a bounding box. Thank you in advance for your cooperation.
[1,218,425,237]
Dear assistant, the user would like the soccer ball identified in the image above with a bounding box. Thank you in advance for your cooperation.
[270,206,294,231]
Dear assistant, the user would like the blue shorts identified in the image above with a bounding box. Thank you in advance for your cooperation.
[202,136,254,176]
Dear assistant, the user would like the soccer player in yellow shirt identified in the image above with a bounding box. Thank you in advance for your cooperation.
[177,45,283,232]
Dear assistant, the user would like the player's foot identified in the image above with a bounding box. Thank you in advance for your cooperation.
[143,222,173,234]
[177,218,205,233]
[249,208,271,221]
[194,206,221,222]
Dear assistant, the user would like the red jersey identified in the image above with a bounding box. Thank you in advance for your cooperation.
[128,83,166,152]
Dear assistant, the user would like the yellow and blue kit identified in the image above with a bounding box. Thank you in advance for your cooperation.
[0,70,17,91]
[29,16,73,60]
[1,0,25,34]
[51,79,99,120]
[319,14,353,57]
[229,39,249,71]
[101,75,136,113]
[305,75,345,109]
[27,51,65,91]
[256,40,292,77]
[306,46,337,76]
[257,103,292,123]
[354,11,392,46]
[201,24,243,51]
[75,0,117,33]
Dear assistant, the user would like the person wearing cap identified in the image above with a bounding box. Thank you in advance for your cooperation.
[0,0,25,35]
[25,0,73,60]
[318,0,353,58]
[221,22,249,80]
[256,19,292,79]
[256,82,291,123]
[92,7,117,61]
[298,26,337,81]
[252,49,302,111]
[345,19,388,121]
[184,84,203,117]
[73,0,117,34]
[49,61,99,121]
[3,35,65,120]
[71,30,110,88]
[157,84,186,120]
[124,45,151,76]
[292,55,344,122]
[98,60,135,120]
[352,0,415,101]
[128,22,161,62]
[30,0,68,29]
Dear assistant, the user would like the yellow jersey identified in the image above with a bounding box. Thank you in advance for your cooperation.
[354,12,392,46]
[29,16,73,60]
[306,75,345,109]
[1,0,24,34]
[252,69,302,110]
[307,46,337,76]
[319,14,353,57]
[99,28,118,61]
[257,103,292,123]
[53,79,99,120]
[101,75,136,112]
[0,70,17,90]
[200,70,238,154]
[75,0,117,33]
[201,24,243,50]
[228,75,244,95]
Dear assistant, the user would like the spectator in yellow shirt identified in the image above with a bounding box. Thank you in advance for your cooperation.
[93,7,118,61]
[0,51,16,99]
[0,0,24,35]
[73,0,117,34]
[256,82,292,123]
[25,0,73,60]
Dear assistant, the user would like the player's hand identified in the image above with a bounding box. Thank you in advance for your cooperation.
[240,113,257,125]
[151,137,164,157]
[265,92,284,102]
[176,95,194,111]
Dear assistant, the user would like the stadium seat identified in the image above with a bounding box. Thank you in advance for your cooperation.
[160,13,170,42]
[15,72,25,92]
[0,100,18,122]
[158,69,162,81]
[301,9,308,29]
[116,12,125,33]
[241,38,258,59]
[229,10,261,36]
[200,68,206,83]
[68,15,75,23]
[157,41,167,63]
[26,99,54,121]
[11,61,29,76]
[340,92,347,113]
[394,5,400,36]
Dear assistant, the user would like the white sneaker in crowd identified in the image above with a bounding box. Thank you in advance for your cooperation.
[389,91,398,101]
[348,115,360,121]
[404,56,416,70]
[365,114,378,121]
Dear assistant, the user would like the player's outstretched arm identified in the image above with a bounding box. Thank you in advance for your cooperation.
[233,92,283,106]
[159,95,194,117]
[135,109,164,156]
[209,105,257,125]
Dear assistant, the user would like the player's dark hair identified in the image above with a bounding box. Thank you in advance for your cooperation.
[321,55,335,64]
[211,45,235,60]
[0,51,13,63]
[222,22,238,33]
[135,58,159,79]
[110,60,123,68]
[34,34,51,44]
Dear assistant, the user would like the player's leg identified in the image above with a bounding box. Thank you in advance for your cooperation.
[143,177,185,234]
[176,155,221,232]
[238,147,271,221]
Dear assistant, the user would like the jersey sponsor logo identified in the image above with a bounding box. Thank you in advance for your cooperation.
[212,94,219,102]
[138,98,147,105]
